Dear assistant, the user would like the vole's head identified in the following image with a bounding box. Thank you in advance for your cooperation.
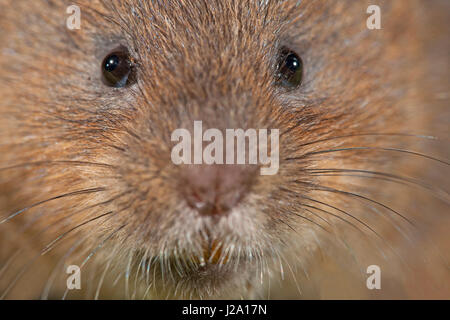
[1,0,443,299]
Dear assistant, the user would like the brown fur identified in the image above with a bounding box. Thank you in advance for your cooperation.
[0,0,448,299]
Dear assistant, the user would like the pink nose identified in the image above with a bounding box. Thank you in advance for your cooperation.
[179,164,256,216]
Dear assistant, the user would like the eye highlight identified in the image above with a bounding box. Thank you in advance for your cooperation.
[276,47,303,89]
[101,47,135,88]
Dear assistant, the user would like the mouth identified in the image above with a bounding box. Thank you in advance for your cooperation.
[135,208,266,296]
[146,237,250,283]
[197,239,230,267]
[170,239,235,279]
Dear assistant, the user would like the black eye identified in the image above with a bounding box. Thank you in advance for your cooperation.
[102,47,135,88]
[276,47,303,88]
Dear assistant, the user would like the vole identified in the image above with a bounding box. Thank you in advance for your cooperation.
[0,0,448,299]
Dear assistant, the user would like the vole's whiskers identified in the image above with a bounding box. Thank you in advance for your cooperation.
[0,188,130,299]
[286,146,449,165]
[62,224,127,300]
[307,168,450,204]
[0,160,115,173]
[41,235,91,300]
[41,211,115,256]
[297,181,414,226]
[293,132,445,148]
[0,187,107,224]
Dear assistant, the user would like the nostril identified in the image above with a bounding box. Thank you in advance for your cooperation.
[179,164,255,216]
[193,201,230,216]
[184,187,233,216]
